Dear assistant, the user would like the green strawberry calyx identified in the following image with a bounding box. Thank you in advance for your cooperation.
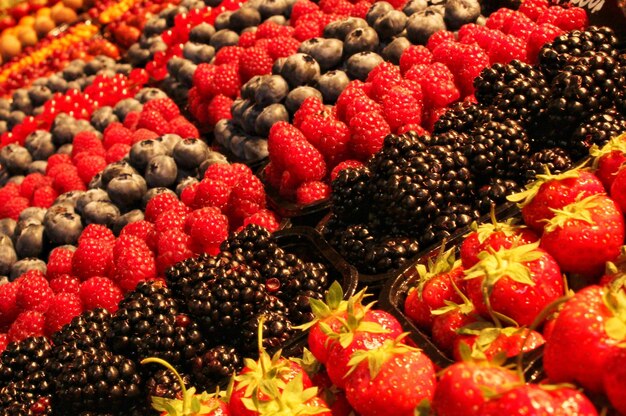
[543,194,601,233]
[590,134,626,167]
[141,357,223,416]
[345,334,420,379]
[457,323,521,364]
[507,169,582,207]
[414,243,461,299]
[603,288,626,342]
[431,278,475,317]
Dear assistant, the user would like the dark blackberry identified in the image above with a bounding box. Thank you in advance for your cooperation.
[523,148,573,182]
[616,63,626,113]
[145,368,189,400]
[287,290,324,325]
[474,60,545,103]
[0,383,37,414]
[463,119,531,183]
[570,109,626,159]
[219,224,282,269]
[240,312,294,356]
[192,345,242,388]
[420,204,481,248]
[51,308,111,351]
[331,166,372,223]
[423,130,471,151]
[433,102,491,134]
[52,349,142,414]
[187,263,269,338]
[0,337,51,389]
[488,75,549,126]
[538,26,619,79]
[427,145,476,204]
[258,251,303,283]
[473,178,521,214]
[277,262,329,299]
[165,252,217,300]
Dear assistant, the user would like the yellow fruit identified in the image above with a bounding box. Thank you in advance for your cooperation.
[18,16,35,27]
[51,6,77,24]
[62,0,83,10]
[17,27,37,46]
[36,7,51,17]
[34,16,55,37]
[0,34,22,60]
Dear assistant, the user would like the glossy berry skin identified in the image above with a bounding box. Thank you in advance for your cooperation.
[460,226,539,269]
[610,166,626,214]
[603,347,626,415]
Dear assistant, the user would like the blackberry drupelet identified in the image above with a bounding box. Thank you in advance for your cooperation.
[420,204,481,248]
[0,337,52,389]
[426,130,471,150]
[571,109,626,159]
[277,262,329,299]
[616,63,626,113]
[474,60,545,103]
[523,147,573,181]
[219,225,282,269]
[488,76,549,126]
[288,290,325,325]
[433,102,491,135]
[331,166,372,223]
[473,178,521,214]
[192,345,242,388]
[463,119,531,183]
[51,308,111,351]
[53,349,142,414]
[145,368,190,400]
[0,384,37,414]
[427,145,475,204]
[239,312,294,356]
[165,252,218,300]
[258,251,303,283]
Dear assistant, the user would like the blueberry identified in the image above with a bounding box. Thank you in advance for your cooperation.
[145,155,178,188]
[7,111,25,130]
[229,6,262,31]
[0,234,12,247]
[28,161,47,175]
[11,89,32,113]
[0,242,16,276]
[183,42,216,64]
[167,56,186,78]
[54,191,84,209]
[299,38,344,72]
[232,99,254,126]
[51,114,78,146]
[46,74,69,94]
[85,56,115,75]
[173,138,209,170]
[112,209,145,235]
[316,70,350,103]
[16,224,44,259]
[107,173,148,210]
[272,57,287,75]
[0,98,9,111]
[56,144,73,156]
[280,53,321,88]
[285,86,323,114]
[82,201,120,227]
[243,138,269,161]
[366,2,394,26]
[7,176,24,185]
[214,11,233,31]
[176,176,199,197]
[76,189,111,214]
[127,44,151,67]
[189,22,216,43]
[374,10,407,40]
[0,219,16,238]
[210,29,240,50]
[0,109,9,122]
[178,60,197,88]
[228,133,249,159]
[142,187,177,208]
[255,75,290,106]
[101,160,137,185]
[158,134,183,154]
[403,0,428,16]
[18,207,46,223]
[240,105,263,135]
[28,85,52,107]
[199,153,229,178]
[343,27,379,57]
[444,0,481,30]
[10,258,46,281]
[0,144,32,174]
[91,106,119,132]
[214,119,236,148]
[149,39,168,56]
[130,139,169,171]
[266,15,287,25]
[255,103,289,136]
[136,88,168,104]
[382,36,412,64]
[259,0,287,18]
[89,172,103,189]
[323,17,368,41]
[406,7,446,44]
[43,210,83,246]
[347,51,385,81]
[241,77,264,100]
[62,60,86,81]
[25,130,55,161]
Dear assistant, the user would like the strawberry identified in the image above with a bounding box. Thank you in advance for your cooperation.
[432,360,519,416]
[430,290,478,355]
[610,165,626,214]
[590,133,626,190]
[540,194,624,279]
[344,337,436,416]
[603,346,626,415]
[464,242,564,327]
[404,246,464,331]
[453,325,545,362]
[507,169,605,233]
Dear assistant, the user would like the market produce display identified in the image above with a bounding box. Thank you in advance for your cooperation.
[0,0,625,414]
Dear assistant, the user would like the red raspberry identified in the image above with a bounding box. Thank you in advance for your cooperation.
[157,249,194,274]
[486,8,516,30]
[75,153,107,184]
[145,193,185,222]
[79,276,123,312]
[320,0,352,15]
[20,173,52,199]
[45,153,71,173]
[299,112,326,148]
[264,163,282,189]
[120,220,156,249]
[400,45,433,75]
[79,224,115,245]
[72,239,114,281]
[8,310,44,343]
[0,334,7,354]
[312,115,351,167]
[0,196,29,220]
[267,36,301,60]
[537,6,587,31]
[268,122,307,171]
[504,15,538,41]
[330,160,365,181]
[72,131,105,158]
[193,63,217,97]
[349,111,392,160]
[526,23,564,64]
[190,211,229,255]
[137,109,170,135]
[345,96,383,124]
[519,0,549,20]
[131,128,160,143]
[203,163,240,187]
[335,80,370,122]
[239,31,257,48]
[239,47,274,82]
[113,247,157,292]
[47,247,75,280]
[44,292,82,336]
[105,143,131,164]
[214,46,245,65]
[124,111,141,130]
[294,19,322,41]
[487,32,527,64]
[49,275,80,294]
[368,62,403,102]
[31,186,57,208]
[181,182,199,208]
[285,139,328,184]
[456,44,490,97]
[155,208,188,233]
[242,209,280,232]
[426,30,456,51]
[228,174,266,220]
[103,126,133,148]
[53,170,86,193]
[113,234,152,259]
[157,228,191,256]
[397,123,429,136]
[194,179,231,211]
[143,98,180,121]
[293,96,325,129]
[0,283,18,330]
[296,181,330,205]
[207,94,233,126]
[170,117,200,138]
[185,206,221,234]
[405,62,460,110]
[383,85,423,132]
[290,0,320,25]
[208,63,241,98]
[256,21,289,39]
[16,271,53,313]
[0,183,20,207]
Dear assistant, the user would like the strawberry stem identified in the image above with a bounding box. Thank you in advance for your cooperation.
[141,357,189,414]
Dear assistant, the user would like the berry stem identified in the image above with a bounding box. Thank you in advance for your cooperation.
[141,357,189,414]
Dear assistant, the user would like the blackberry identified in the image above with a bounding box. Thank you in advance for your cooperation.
[0,337,52,389]
[53,349,142,414]
[570,109,626,159]
[166,252,220,300]
[0,383,37,414]
[287,290,324,325]
[192,345,242,388]
[538,26,619,79]
[488,75,549,126]
[463,119,531,183]
[277,262,329,299]
[523,148,573,181]
[425,130,471,151]
[219,224,282,269]
[187,263,269,338]
[51,308,111,351]
[616,63,626,113]
[473,178,521,214]
[331,166,372,223]
[240,312,294,356]
[420,204,481,248]
[145,368,189,400]
[433,102,491,134]
[258,251,303,283]
[474,60,545,103]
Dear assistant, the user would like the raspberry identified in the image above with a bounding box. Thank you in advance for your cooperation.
[519,0,549,21]
[79,224,116,245]
[113,234,152,259]
[267,36,301,60]
[72,239,114,281]
[0,334,7,354]
[311,115,351,167]
[256,21,289,39]
[383,85,423,132]
[282,139,327,184]
[49,275,80,294]
[0,283,18,330]
[239,47,274,82]
[487,33,527,64]
[190,211,229,255]
[157,249,194,274]
[320,0,352,15]
[46,162,77,180]
[155,208,188,233]
[268,121,307,171]
[405,62,460,110]
[456,44,490,97]
[8,310,44,343]
[46,153,71,173]
[193,63,217,97]
[103,126,133,148]
[194,179,231,211]
[137,109,170,135]
[349,111,392,160]
[54,170,87,193]
[185,206,222,234]
[19,173,52,199]
[293,96,325,129]
[294,19,322,41]
[31,185,56,208]
[400,45,433,75]
[290,0,320,25]
[208,63,241,98]
[106,143,131,163]
[124,111,141,130]
[242,209,280,232]
[335,80,370,122]
[170,117,200,138]
[72,131,105,158]
[486,8,516,30]
[157,228,191,255]
[504,16,538,41]
[426,30,456,51]
[397,123,429,136]
[296,181,330,205]
[44,292,83,336]
[239,31,257,48]
[143,98,180,121]
[214,46,245,65]
[345,96,383,124]
[120,220,156,249]
[538,6,587,31]
[75,153,107,184]
[47,247,75,280]
[16,271,53,313]
[113,247,157,292]
[0,196,29,220]
[181,182,199,208]
[527,24,564,64]
[131,128,160,143]
[228,174,266,220]
[79,276,123,312]
[0,183,20,206]
[145,193,185,222]
[207,94,233,126]
[330,160,365,181]
[368,62,403,102]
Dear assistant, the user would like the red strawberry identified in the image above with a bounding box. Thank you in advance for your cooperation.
[344,337,436,416]
[610,165,626,214]
[464,242,564,327]
[508,169,605,233]
[590,134,626,190]
[430,293,478,355]
[540,194,624,279]
[79,276,123,312]
[432,360,520,416]
[603,346,626,415]
[44,292,82,336]
[15,271,53,313]
[8,310,45,342]
[456,326,545,362]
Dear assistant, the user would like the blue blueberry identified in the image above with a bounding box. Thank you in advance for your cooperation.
[255,75,290,106]
[229,6,262,31]
[272,57,287,75]
[189,22,216,43]
[299,38,344,72]
[28,161,47,175]
[178,60,197,88]
[7,176,24,186]
[285,86,323,114]
[107,173,148,210]
[259,0,287,18]
[373,10,407,40]
[347,51,385,81]
[7,111,25,130]
[266,15,287,25]
[0,219,16,239]
[16,224,44,259]
[228,133,249,159]
[183,42,216,64]
[62,60,86,81]
[76,189,111,214]
[10,258,46,281]
[0,98,10,111]
[214,119,236,148]
[316,70,350,104]
[279,53,321,89]
[241,77,263,100]
[46,74,69,94]
[323,17,368,41]
[214,11,233,31]
[56,144,73,155]
[243,138,269,161]
[18,207,46,224]
[403,0,428,16]
[145,155,178,188]
[0,240,16,276]
[28,85,52,107]
[158,134,183,154]
[11,89,33,113]
[406,7,446,44]
[127,44,151,67]
[91,106,119,132]
[135,88,168,104]
[366,2,394,25]
[255,103,289,136]
[0,144,32,174]
[343,27,379,57]
[53,191,84,209]
[210,29,239,50]
[82,201,120,227]
[85,56,116,75]
[130,139,169,171]
[167,56,186,78]
[43,208,83,246]
[172,138,209,170]
[25,130,55,161]
[382,37,412,64]
[113,209,145,235]
[444,0,481,30]
[101,160,136,186]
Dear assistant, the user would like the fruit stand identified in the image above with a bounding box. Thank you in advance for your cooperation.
[0,0,626,414]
